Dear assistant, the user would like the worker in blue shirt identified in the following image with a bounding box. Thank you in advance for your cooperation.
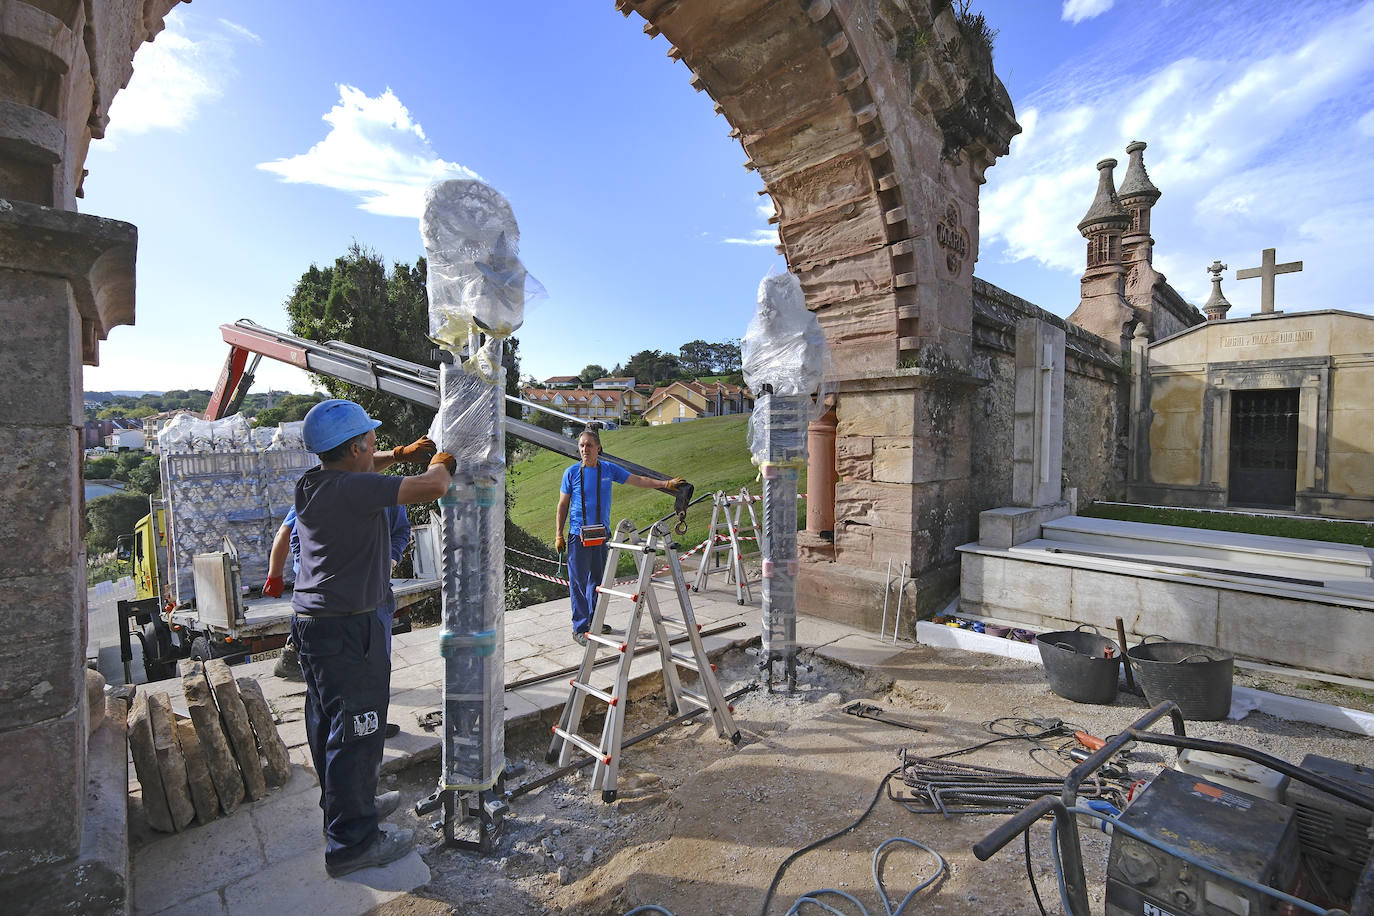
[554,423,683,645]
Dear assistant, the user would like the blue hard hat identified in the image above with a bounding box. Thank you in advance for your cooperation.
[302,399,382,454]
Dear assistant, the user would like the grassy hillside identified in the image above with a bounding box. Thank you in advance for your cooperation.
[508,415,805,566]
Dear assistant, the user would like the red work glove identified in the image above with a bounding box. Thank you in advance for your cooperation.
[430,451,456,475]
[262,576,284,598]
[393,436,436,463]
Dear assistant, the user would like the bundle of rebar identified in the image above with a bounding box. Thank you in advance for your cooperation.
[898,752,1124,817]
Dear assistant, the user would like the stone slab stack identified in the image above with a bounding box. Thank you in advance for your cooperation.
[126,666,292,833]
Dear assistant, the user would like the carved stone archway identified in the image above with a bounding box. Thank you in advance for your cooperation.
[622,0,1018,624]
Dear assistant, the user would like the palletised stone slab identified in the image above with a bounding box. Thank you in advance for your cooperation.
[174,717,220,825]
[179,660,245,814]
[205,659,267,800]
[127,691,175,833]
[146,691,195,830]
[237,676,291,787]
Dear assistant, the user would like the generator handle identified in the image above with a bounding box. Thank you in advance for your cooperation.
[971,794,1065,862]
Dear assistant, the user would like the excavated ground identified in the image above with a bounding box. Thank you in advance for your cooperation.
[368,642,1374,916]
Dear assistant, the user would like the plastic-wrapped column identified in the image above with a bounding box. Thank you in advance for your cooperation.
[435,363,505,791]
[758,393,807,666]
[741,272,830,687]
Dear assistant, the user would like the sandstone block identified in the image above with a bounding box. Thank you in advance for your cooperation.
[204,659,267,800]
[0,710,84,872]
[179,660,244,814]
[0,271,83,424]
[237,676,291,787]
[174,718,220,825]
[0,429,80,579]
[146,692,195,830]
[85,668,105,736]
[127,691,174,833]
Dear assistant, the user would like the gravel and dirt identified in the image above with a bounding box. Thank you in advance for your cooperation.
[367,639,1374,916]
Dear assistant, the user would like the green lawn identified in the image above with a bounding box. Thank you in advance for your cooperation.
[508,414,805,563]
[1080,501,1374,547]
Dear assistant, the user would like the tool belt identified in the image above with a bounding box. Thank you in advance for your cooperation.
[578,525,607,547]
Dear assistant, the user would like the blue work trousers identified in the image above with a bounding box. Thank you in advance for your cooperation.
[292,611,390,869]
[567,534,608,635]
[377,588,396,657]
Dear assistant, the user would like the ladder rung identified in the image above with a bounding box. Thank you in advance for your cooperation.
[669,651,703,672]
[586,632,624,650]
[596,587,639,601]
[572,680,617,706]
[551,726,610,762]
[606,540,649,551]
[656,616,688,631]
[677,690,710,711]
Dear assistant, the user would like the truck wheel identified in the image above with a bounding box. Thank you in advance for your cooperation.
[189,636,215,661]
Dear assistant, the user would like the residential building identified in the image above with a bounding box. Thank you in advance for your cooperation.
[521,385,649,425]
[543,375,580,388]
[643,380,753,426]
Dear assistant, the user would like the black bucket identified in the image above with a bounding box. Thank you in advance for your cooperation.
[1036,626,1122,705]
[1126,637,1234,721]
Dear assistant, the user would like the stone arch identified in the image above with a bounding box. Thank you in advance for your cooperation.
[621,0,1017,374]
[623,0,1018,622]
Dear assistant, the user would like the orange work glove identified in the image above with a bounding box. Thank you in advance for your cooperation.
[555,534,566,553]
[262,576,284,598]
[393,436,436,463]
[430,451,456,475]
[662,476,687,492]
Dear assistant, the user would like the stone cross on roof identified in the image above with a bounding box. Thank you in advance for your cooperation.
[1236,247,1302,314]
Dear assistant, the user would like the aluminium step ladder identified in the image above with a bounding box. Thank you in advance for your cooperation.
[546,518,740,802]
[691,487,762,605]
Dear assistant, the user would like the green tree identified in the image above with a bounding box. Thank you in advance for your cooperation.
[253,393,324,427]
[678,340,713,377]
[84,455,118,479]
[624,349,680,385]
[85,491,150,554]
[709,340,742,374]
[578,364,608,384]
[110,450,146,482]
[126,456,161,496]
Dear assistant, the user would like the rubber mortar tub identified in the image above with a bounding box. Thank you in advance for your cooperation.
[1036,626,1122,705]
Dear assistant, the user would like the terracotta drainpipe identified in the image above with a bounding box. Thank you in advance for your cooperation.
[806,405,837,535]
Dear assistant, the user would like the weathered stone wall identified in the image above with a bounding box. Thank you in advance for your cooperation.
[970,278,1127,518]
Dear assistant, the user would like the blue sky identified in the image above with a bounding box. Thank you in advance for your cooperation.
[80,0,1374,394]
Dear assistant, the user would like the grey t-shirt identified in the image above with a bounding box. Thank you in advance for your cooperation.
[290,467,403,617]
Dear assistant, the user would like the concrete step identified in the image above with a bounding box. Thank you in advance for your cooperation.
[1041,516,1374,583]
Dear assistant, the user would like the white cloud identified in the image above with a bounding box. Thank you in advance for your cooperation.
[217,19,262,43]
[1062,0,1114,25]
[256,85,479,218]
[723,229,779,247]
[100,11,249,145]
[981,0,1374,315]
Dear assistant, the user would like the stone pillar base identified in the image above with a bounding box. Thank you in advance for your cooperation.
[798,559,959,640]
[0,699,130,914]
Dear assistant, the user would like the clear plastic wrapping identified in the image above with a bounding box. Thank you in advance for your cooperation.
[421,179,543,378]
[156,415,317,603]
[435,362,506,791]
[741,271,830,462]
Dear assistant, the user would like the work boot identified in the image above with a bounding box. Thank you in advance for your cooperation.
[572,630,589,647]
[273,642,303,681]
[324,827,414,878]
[374,790,401,820]
[384,722,400,739]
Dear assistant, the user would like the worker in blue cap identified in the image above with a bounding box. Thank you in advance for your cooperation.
[289,399,453,878]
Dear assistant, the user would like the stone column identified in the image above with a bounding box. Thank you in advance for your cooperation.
[0,0,181,909]
[977,319,1072,548]
[1012,318,1065,508]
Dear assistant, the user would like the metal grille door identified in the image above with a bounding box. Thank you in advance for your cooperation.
[1228,388,1299,509]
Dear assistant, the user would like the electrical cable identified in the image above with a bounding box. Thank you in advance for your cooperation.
[1023,827,1050,916]
[758,767,901,916]
[871,837,947,915]
[623,907,676,916]
[784,889,866,915]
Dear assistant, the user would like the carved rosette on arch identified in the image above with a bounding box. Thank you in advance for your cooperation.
[936,202,969,276]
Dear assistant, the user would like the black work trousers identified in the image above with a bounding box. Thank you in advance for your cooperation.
[292,611,390,868]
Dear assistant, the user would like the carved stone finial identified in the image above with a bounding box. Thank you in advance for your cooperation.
[1077,158,1130,235]
[1203,260,1233,321]
[1118,140,1161,205]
